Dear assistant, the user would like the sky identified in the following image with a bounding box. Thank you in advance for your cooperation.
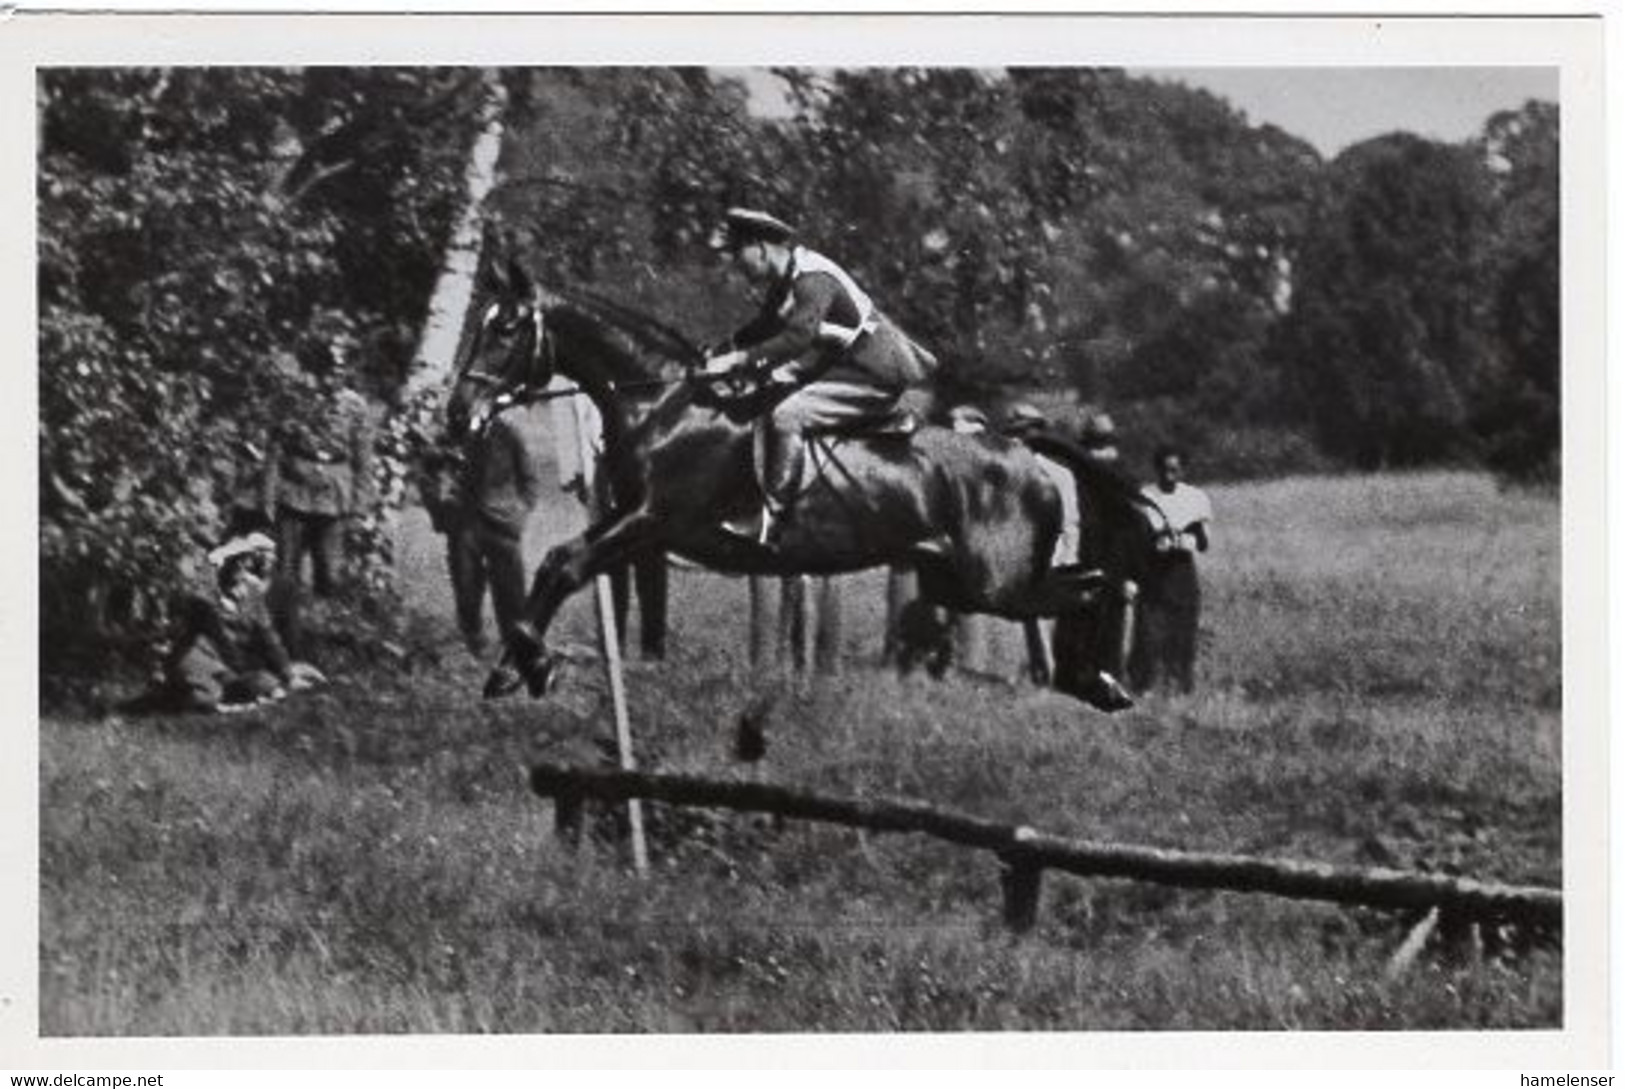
[1131,67,1557,157]
[732,66,1558,159]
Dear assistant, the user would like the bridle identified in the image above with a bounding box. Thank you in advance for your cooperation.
[456,297,551,395]
[454,288,771,431]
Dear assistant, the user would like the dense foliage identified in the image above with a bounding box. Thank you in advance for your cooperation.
[39,67,499,655]
[38,66,1560,671]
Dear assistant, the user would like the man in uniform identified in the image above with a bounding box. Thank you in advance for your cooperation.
[1130,445,1214,694]
[260,337,375,652]
[706,207,934,546]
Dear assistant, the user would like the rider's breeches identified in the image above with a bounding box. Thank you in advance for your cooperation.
[755,380,901,509]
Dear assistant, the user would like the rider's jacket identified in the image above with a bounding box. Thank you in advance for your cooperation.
[723,246,931,393]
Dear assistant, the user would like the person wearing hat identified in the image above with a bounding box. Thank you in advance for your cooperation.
[998,402,1082,686]
[1080,412,1120,467]
[947,404,991,434]
[705,207,937,546]
[156,531,325,713]
[259,333,377,651]
[1001,402,1081,575]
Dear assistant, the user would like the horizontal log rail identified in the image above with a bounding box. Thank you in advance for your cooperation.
[528,762,1562,936]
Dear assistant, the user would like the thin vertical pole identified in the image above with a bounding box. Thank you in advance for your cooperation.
[571,395,648,875]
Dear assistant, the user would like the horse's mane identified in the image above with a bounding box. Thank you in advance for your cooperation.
[542,283,704,373]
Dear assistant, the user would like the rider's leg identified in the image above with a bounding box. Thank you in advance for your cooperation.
[755,382,902,540]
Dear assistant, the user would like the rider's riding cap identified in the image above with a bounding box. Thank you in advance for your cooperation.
[723,207,796,250]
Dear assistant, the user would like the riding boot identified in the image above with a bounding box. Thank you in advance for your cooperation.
[756,423,802,551]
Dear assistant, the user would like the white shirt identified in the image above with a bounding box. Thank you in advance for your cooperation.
[1141,481,1213,553]
[1036,453,1080,567]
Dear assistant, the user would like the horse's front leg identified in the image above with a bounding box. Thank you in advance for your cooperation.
[483,508,661,699]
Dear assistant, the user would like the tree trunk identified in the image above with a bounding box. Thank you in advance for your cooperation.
[409,70,508,393]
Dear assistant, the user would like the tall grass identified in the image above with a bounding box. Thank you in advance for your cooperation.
[40,471,1562,1033]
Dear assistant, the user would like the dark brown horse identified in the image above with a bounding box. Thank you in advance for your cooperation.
[466,260,1155,710]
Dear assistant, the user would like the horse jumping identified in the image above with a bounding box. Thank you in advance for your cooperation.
[464,260,1152,711]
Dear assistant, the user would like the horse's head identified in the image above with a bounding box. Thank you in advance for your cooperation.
[448,257,555,443]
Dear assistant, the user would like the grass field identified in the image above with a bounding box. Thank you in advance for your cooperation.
[39,469,1563,1034]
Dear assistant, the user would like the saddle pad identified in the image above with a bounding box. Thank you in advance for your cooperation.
[808,407,919,441]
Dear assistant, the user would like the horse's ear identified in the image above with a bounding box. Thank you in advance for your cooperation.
[507,257,534,299]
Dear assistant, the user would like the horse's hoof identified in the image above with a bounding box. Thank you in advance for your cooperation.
[483,663,525,700]
[1084,672,1135,713]
[524,653,560,699]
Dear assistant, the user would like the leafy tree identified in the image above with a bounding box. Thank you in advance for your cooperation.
[1474,101,1560,481]
[40,67,489,664]
[1278,134,1497,469]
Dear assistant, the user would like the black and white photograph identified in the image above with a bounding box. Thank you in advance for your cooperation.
[7,7,1613,1072]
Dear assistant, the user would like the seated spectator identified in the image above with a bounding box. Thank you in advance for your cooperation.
[156,532,325,713]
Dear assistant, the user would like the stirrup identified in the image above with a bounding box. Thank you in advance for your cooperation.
[720,504,784,547]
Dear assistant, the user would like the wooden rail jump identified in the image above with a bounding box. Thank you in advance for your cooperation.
[529,762,1562,940]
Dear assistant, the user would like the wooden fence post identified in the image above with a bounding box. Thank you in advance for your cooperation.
[999,854,1045,933]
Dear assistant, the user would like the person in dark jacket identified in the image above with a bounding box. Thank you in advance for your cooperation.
[424,390,544,657]
[705,208,935,546]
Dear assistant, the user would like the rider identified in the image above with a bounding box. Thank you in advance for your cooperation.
[705,208,933,547]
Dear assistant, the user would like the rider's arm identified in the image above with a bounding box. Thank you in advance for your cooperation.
[739,272,841,380]
[719,275,796,353]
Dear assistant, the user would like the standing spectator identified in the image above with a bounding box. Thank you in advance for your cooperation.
[1051,409,1136,703]
[1079,412,1121,469]
[1130,446,1213,694]
[260,336,376,653]
[426,387,544,657]
[1001,401,1076,686]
